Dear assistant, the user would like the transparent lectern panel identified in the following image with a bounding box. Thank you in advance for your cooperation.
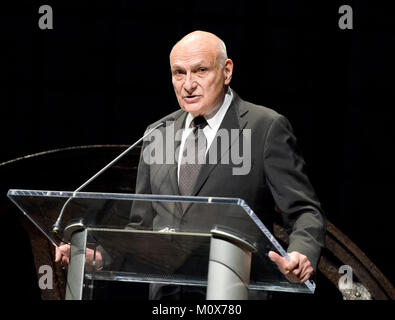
[83,227,312,299]
[7,189,314,295]
[83,229,212,300]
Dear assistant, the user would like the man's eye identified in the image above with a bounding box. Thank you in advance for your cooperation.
[199,68,207,72]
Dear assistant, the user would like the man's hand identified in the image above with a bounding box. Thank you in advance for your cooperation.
[268,251,314,283]
[54,243,103,271]
[55,243,70,267]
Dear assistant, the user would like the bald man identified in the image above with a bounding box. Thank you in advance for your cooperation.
[128,30,326,299]
[56,31,326,300]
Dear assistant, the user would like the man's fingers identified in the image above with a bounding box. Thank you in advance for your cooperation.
[55,247,61,262]
[294,260,309,277]
[269,251,291,275]
[54,244,70,263]
[300,262,310,278]
[268,251,285,268]
[285,258,299,272]
[292,266,302,276]
[300,266,314,282]
[59,244,70,254]
[296,255,312,281]
[61,255,69,265]
[300,272,311,283]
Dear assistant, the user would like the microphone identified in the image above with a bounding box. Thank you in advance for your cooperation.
[52,117,175,235]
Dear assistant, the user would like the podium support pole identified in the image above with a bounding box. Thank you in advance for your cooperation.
[64,222,87,300]
[206,229,256,300]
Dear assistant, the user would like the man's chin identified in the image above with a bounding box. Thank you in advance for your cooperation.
[182,103,204,115]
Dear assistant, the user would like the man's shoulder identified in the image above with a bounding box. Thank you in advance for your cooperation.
[244,100,282,120]
[234,92,285,124]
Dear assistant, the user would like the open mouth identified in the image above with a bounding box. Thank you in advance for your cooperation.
[183,95,201,102]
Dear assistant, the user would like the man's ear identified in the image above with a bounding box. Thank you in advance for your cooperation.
[224,59,233,85]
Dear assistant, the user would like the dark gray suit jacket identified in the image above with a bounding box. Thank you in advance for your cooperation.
[130,91,326,271]
[124,91,326,301]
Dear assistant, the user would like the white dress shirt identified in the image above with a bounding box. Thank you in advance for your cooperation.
[177,88,234,183]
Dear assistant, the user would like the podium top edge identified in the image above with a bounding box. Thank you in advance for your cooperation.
[6,189,246,205]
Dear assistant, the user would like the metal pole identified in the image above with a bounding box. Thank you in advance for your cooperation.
[65,224,87,300]
[206,229,256,300]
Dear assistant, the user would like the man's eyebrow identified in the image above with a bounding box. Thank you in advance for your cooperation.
[191,61,207,68]
[171,64,184,71]
[171,61,207,70]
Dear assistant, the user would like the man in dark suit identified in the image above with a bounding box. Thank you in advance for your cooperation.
[56,30,326,299]
[129,30,326,290]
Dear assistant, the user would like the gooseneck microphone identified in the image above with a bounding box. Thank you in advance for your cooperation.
[52,117,175,234]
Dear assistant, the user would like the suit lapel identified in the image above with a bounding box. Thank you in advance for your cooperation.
[190,92,249,197]
[167,110,187,196]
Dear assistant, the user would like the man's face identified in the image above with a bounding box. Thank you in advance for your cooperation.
[170,43,233,117]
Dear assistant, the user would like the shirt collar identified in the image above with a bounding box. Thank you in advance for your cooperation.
[184,87,233,129]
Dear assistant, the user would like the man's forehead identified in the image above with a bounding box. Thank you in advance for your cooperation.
[171,57,214,68]
[170,47,217,67]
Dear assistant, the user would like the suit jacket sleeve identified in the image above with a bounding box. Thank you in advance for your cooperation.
[127,127,155,229]
[263,115,326,270]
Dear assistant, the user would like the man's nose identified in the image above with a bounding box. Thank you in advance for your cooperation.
[183,73,198,93]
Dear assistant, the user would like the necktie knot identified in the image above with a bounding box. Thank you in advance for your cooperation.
[191,116,208,130]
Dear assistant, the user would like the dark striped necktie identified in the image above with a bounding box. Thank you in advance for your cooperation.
[178,116,208,196]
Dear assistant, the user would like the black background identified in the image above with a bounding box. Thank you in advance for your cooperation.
[1,0,394,299]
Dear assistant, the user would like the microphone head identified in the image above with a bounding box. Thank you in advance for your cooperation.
[52,223,62,234]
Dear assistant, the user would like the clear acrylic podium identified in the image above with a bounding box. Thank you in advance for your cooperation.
[8,189,315,300]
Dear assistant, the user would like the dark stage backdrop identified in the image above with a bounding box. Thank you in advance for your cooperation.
[1,0,394,299]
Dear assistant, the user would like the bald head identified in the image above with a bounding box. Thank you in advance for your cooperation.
[170,31,228,67]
